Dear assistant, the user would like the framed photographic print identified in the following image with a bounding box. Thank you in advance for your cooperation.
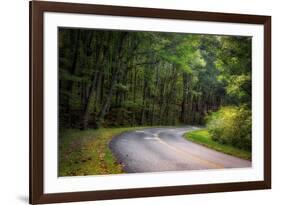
[30,0,271,204]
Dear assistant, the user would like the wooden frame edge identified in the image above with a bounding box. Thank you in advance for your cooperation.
[30,1,44,204]
[29,0,271,24]
[263,16,272,189]
[34,181,269,204]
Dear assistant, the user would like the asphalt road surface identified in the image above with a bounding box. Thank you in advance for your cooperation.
[109,127,251,173]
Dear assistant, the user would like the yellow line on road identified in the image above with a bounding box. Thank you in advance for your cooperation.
[154,134,224,169]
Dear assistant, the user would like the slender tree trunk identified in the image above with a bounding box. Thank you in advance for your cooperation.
[65,30,81,127]
[81,70,100,129]
[94,68,119,128]
[141,79,148,125]
[181,72,189,123]
[80,37,104,129]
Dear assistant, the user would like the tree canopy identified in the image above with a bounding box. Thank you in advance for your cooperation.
[59,28,251,131]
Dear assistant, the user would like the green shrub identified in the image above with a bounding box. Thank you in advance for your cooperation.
[206,106,251,151]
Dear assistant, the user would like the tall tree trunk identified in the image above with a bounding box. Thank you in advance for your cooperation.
[65,30,81,127]
[94,32,129,128]
[133,66,137,103]
[181,72,189,123]
[94,68,119,128]
[80,36,104,129]
[141,79,148,125]
[81,70,100,129]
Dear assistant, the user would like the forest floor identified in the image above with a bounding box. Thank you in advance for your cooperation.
[59,127,149,176]
[184,129,251,160]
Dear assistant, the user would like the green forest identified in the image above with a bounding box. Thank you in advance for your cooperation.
[59,28,252,152]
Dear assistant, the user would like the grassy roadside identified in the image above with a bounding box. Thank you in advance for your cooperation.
[184,129,251,160]
[59,127,147,176]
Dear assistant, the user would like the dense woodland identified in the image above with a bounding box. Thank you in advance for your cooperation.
[59,28,251,137]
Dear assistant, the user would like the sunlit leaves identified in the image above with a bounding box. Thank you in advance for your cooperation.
[207,106,252,151]
[226,74,251,100]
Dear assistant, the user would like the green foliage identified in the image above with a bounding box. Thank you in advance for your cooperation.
[185,129,251,160]
[58,28,252,129]
[206,106,252,151]
[215,36,252,105]
[226,74,251,103]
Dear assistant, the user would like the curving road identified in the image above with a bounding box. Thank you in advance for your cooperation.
[109,127,251,173]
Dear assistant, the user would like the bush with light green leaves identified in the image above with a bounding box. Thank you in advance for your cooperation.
[206,106,251,151]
